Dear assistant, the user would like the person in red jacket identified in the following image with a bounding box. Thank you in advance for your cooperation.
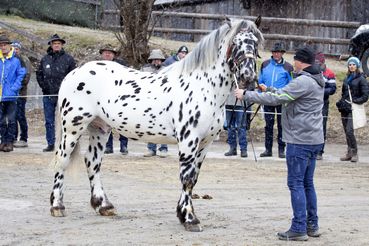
[315,52,336,160]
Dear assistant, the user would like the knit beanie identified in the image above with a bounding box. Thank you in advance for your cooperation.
[177,45,189,54]
[293,46,315,64]
[347,56,361,68]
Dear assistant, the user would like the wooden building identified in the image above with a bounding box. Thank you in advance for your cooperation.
[148,0,369,54]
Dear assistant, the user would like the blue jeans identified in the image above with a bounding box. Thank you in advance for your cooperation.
[286,143,324,233]
[15,97,28,142]
[264,105,285,151]
[43,96,58,146]
[0,101,17,144]
[106,133,128,151]
[225,106,248,151]
[147,143,168,153]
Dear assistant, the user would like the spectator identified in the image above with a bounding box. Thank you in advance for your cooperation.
[162,45,188,66]
[258,42,293,158]
[235,46,325,241]
[99,45,129,155]
[0,35,26,152]
[336,57,369,162]
[315,52,336,160]
[36,34,76,152]
[224,87,251,158]
[141,49,168,157]
[12,40,33,148]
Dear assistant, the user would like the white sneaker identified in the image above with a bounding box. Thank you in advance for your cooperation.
[158,150,168,158]
[144,150,156,157]
[14,140,28,148]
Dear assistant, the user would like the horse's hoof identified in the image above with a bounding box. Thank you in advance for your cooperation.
[99,206,117,216]
[184,222,203,232]
[50,207,66,217]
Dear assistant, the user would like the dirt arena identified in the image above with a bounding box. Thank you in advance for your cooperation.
[1,137,369,246]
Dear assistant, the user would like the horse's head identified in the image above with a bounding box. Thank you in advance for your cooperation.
[227,30,260,89]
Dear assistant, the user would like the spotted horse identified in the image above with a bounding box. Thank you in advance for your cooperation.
[50,18,263,232]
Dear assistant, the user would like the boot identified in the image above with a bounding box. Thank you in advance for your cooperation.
[43,145,55,152]
[260,149,272,157]
[278,147,286,158]
[3,143,14,152]
[350,149,358,162]
[340,148,352,161]
[0,143,5,151]
[224,148,237,156]
[240,149,248,158]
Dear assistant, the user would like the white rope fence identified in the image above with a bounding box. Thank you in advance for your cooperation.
[0,94,363,121]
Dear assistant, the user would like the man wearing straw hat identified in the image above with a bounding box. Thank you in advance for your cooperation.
[141,49,169,157]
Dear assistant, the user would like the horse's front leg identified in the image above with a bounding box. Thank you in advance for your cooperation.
[85,126,116,216]
[177,140,211,232]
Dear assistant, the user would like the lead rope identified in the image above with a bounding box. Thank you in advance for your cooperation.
[231,67,258,162]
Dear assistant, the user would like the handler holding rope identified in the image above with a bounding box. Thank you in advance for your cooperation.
[235,46,324,241]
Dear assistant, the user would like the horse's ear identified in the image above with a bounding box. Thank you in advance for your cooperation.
[254,15,262,28]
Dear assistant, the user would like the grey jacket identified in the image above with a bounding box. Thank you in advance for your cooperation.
[243,65,325,145]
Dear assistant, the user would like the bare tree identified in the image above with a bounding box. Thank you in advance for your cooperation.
[114,0,155,67]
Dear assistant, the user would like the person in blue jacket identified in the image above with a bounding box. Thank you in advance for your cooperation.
[258,42,293,158]
[162,45,188,66]
[0,35,26,152]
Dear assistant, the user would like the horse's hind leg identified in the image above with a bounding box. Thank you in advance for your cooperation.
[177,139,212,232]
[85,124,116,216]
[50,126,84,217]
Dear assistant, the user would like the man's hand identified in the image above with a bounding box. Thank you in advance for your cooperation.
[258,84,267,92]
[234,89,245,100]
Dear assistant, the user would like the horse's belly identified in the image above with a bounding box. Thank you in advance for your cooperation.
[107,117,177,144]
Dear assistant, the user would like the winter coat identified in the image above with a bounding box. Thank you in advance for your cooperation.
[16,53,32,98]
[258,57,293,89]
[113,58,128,67]
[140,63,162,73]
[336,72,369,113]
[244,65,325,145]
[162,55,179,67]
[0,48,26,102]
[36,47,76,95]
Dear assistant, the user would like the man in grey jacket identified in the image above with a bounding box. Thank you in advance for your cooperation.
[235,46,324,241]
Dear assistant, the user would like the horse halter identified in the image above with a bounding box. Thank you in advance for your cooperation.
[227,34,257,69]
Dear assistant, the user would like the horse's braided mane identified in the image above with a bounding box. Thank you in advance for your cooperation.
[161,19,264,75]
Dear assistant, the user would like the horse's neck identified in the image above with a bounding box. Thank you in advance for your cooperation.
[200,57,234,105]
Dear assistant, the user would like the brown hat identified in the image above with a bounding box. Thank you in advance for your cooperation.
[99,44,118,55]
[0,35,12,44]
[48,34,66,45]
